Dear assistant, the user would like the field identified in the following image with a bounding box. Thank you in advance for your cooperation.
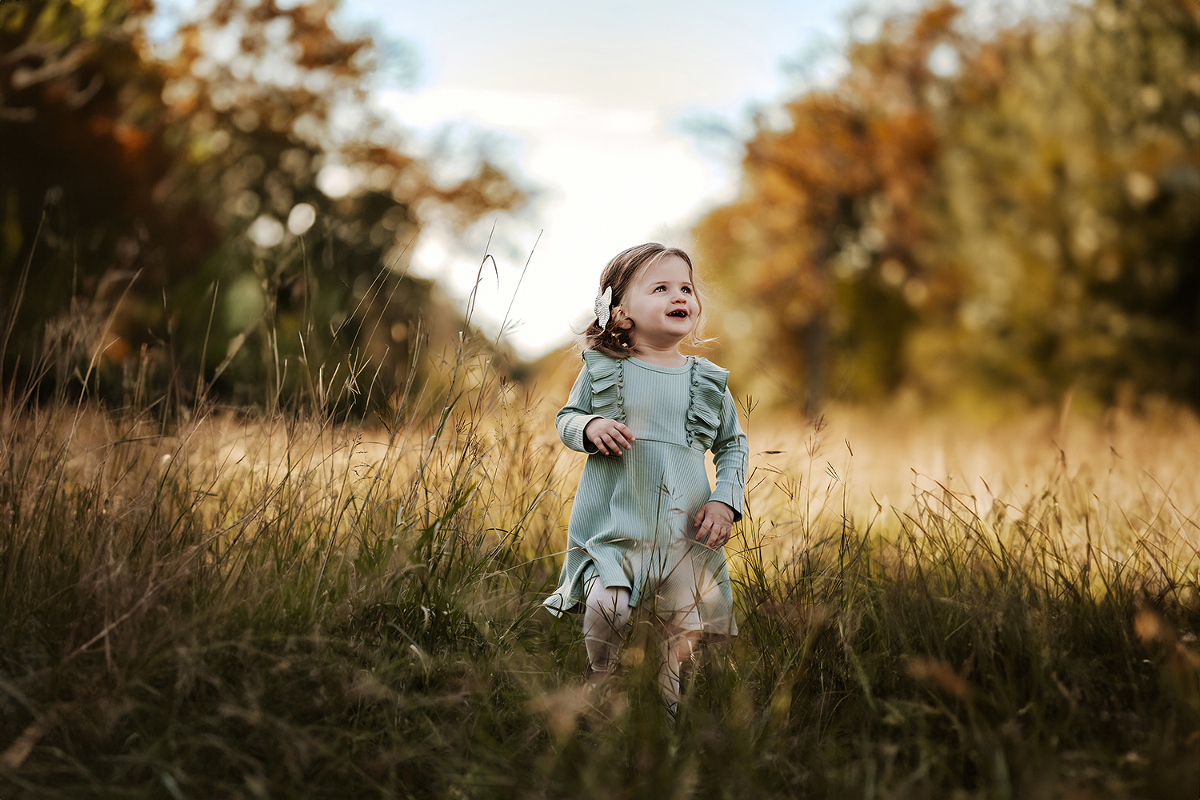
[1,350,1198,799]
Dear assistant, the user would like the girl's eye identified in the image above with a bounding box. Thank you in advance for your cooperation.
[654,286,666,292]
[682,286,692,294]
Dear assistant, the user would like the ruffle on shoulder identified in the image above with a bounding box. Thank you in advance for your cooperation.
[582,350,625,423]
[686,357,729,451]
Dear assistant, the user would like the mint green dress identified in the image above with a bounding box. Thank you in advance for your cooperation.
[543,351,748,637]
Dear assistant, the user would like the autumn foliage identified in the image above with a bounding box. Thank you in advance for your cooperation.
[695,0,1200,413]
[0,0,524,409]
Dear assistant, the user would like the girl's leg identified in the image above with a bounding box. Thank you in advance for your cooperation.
[582,576,631,677]
[658,628,702,711]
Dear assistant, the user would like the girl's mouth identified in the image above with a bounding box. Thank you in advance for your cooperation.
[667,310,688,318]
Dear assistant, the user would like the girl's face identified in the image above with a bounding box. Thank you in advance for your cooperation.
[617,254,699,351]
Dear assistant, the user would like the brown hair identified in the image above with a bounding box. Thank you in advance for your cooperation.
[584,242,706,358]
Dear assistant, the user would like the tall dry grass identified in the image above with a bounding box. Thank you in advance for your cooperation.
[1,256,1197,798]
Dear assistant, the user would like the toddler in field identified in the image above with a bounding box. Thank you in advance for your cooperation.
[542,242,748,713]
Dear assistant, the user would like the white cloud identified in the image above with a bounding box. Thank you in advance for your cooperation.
[376,82,742,357]
[380,88,582,132]
[349,0,859,357]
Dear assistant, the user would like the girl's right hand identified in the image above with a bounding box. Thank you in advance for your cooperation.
[584,418,635,456]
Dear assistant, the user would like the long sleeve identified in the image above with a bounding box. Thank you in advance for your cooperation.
[555,366,602,454]
[707,388,748,521]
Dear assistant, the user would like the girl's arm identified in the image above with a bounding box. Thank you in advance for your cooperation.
[555,366,602,454]
[707,388,749,522]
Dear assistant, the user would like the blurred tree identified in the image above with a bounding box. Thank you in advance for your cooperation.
[695,0,1199,413]
[695,5,956,412]
[0,0,524,410]
[0,0,211,396]
[917,0,1200,410]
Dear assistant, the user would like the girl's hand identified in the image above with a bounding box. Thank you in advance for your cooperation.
[584,418,635,456]
[694,501,735,549]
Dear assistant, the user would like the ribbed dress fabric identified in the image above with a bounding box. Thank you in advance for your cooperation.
[543,351,748,638]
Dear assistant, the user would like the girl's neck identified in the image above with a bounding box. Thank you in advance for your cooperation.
[630,341,687,368]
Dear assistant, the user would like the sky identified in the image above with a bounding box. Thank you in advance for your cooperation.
[156,0,901,359]
[342,0,891,360]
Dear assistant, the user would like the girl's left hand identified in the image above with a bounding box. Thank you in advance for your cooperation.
[694,501,735,549]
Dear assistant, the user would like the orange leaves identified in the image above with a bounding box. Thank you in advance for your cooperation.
[912,2,962,43]
[906,655,975,703]
[753,96,877,200]
[88,113,113,137]
[113,122,147,157]
[281,3,370,74]
[747,90,938,231]
[1133,603,1200,712]
[734,91,938,288]
[696,0,1200,410]
[0,0,527,406]
[972,44,1008,90]
[693,10,955,403]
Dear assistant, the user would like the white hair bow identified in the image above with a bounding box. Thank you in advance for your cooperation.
[594,285,613,328]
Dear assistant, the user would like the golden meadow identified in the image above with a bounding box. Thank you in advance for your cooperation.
[1,334,1196,798]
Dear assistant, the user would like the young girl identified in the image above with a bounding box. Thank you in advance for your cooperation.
[542,242,748,712]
